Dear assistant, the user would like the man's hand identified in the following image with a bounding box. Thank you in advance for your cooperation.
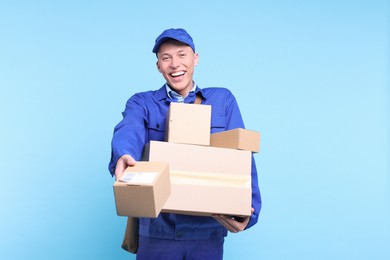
[115,154,136,180]
[213,208,254,233]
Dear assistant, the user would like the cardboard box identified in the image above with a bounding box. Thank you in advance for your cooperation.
[163,170,251,217]
[165,102,211,146]
[143,141,252,216]
[113,161,171,218]
[210,128,260,153]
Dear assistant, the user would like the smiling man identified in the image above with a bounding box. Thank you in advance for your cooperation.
[109,28,261,260]
[155,38,198,97]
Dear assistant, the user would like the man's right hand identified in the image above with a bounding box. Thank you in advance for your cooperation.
[115,154,136,180]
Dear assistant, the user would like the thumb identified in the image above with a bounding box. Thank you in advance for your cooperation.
[123,155,136,166]
[115,155,136,180]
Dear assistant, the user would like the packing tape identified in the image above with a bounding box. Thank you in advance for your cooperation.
[170,170,251,188]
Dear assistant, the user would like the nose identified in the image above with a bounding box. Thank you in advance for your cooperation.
[170,56,180,68]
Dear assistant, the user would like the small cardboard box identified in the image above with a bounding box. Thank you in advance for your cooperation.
[210,128,260,153]
[113,161,171,218]
[143,141,252,216]
[165,102,211,146]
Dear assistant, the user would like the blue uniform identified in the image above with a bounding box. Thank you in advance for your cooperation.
[109,84,261,259]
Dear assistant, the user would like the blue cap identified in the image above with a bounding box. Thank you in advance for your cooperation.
[152,28,195,53]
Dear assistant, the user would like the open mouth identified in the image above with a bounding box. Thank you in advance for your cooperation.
[170,71,186,78]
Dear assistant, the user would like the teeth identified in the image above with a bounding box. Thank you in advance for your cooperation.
[171,71,185,77]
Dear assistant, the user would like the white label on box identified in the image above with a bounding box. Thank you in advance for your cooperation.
[120,172,158,184]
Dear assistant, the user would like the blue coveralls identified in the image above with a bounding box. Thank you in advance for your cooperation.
[109,84,261,260]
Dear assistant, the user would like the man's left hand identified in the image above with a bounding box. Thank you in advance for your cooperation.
[213,208,254,233]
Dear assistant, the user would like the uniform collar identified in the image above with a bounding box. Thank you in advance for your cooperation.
[154,83,206,101]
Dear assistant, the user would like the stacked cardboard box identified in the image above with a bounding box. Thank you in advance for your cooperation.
[147,103,260,217]
[113,102,260,217]
[210,128,260,153]
[113,162,171,218]
[143,140,252,216]
[165,102,211,146]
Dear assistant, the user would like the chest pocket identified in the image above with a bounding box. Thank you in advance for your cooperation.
[147,112,166,141]
[210,113,226,134]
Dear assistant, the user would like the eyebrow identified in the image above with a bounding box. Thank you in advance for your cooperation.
[160,49,187,57]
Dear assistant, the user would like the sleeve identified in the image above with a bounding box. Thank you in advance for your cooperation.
[224,90,262,229]
[108,94,148,176]
[246,156,262,229]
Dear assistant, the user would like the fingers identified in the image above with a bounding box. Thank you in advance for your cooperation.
[115,154,136,180]
[213,215,239,233]
[213,215,247,233]
[213,208,254,233]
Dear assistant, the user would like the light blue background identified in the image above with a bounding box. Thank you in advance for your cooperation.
[1,1,389,259]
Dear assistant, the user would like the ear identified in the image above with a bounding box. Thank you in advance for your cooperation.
[156,60,162,72]
[194,53,199,66]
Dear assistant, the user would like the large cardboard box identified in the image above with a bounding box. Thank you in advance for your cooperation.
[210,128,260,153]
[143,141,252,216]
[165,102,211,146]
[113,161,171,218]
[164,170,252,217]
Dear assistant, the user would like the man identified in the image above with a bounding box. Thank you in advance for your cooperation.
[109,28,261,260]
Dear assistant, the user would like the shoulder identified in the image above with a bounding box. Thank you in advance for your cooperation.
[201,87,236,99]
[202,87,235,101]
[126,87,164,104]
[202,87,233,94]
[130,90,156,100]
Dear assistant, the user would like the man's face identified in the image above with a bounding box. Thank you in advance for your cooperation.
[156,41,198,97]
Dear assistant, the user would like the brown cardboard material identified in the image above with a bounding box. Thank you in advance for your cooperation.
[165,102,211,146]
[113,161,171,218]
[163,170,251,216]
[210,128,260,153]
[143,141,251,176]
[143,141,252,216]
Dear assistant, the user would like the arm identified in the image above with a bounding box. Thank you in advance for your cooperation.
[109,94,148,177]
[213,90,262,231]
